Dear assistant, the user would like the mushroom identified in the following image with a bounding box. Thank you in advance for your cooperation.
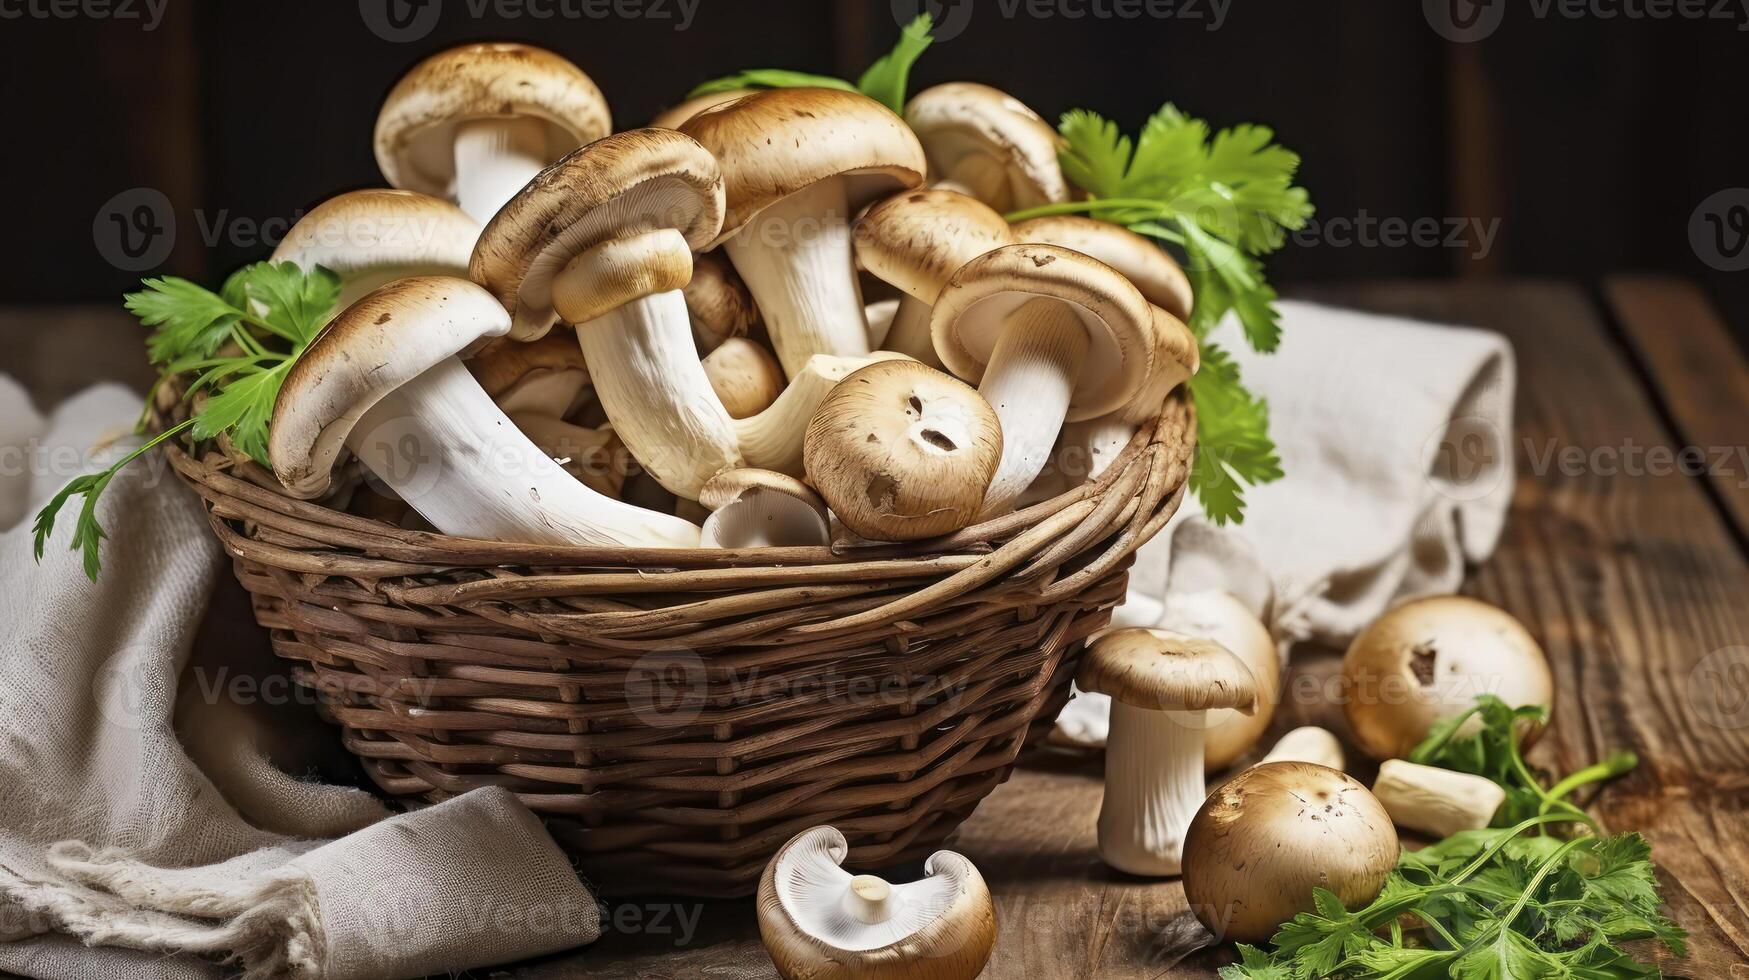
[931,243,1155,515]
[757,826,996,980]
[269,277,699,548]
[1182,762,1399,943]
[904,83,1068,212]
[472,128,743,500]
[269,188,480,315]
[698,469,830,548]
[374,43,611,224]
[1341,595,1554,760]
[1372,759,1506,838]
[684,250,758,353]
[1010,215,1194,322]
[1076,628,1258,876]
[854,188,1014,370]
[508,413,628,498]
[1156,591,1280,772]
[735,351,912,477]
[679,88,927,377]
[1254,726,1346,771]
[804,360,1003,542]
[468,330,592,418]
[702,337,784,420]
[864,298,901,349]
[649,88,753,130]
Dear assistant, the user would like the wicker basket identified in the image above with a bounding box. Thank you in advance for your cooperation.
[164,394,1194,897]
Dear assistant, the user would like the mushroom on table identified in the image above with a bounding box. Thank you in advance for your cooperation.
[679,88,926,377]
[269,277,699,548]
[1255,725,1347,771]
[904,82,1068,212]
[374,43,610,225]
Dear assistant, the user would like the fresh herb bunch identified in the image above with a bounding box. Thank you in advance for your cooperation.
[690,12,935,113]
[33,262,339,579]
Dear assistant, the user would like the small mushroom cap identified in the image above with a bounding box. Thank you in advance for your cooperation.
[374,43,611,200]
[269,277,510,499]
[470,128,724,340]
[702,337,784,419]
[804,360,1002,542]
[1183,762,1399,943]
[931,243,1155,420]
[904,82,1068,212]
[1342,595,1554,760]
[270,189,480,304]
[467,328,589,399]
[685,250,758,352]
[1157,591,1280,771]
[699,468,822,514]
[1077,627,1259,712]
[678,88,927,244]
[757,826,996,980]
[854,188,1013,303]
[1010,215,1194,322]
[649,88,753,130]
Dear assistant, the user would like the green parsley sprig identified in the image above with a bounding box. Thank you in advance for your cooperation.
[689,13,936,113]
[33,262,339,579]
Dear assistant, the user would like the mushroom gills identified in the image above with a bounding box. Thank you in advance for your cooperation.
[977,297,1089,514]
[725,177,871,377]
[775,860,963,952]
[1098,700,1206,876]
[452,116,550,225]
[348,356,700,548]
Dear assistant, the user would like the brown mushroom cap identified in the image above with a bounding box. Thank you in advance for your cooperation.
[270,189,480,294]
[1342,595,1554,761]
[699,468,823,515]
[931,243,1155,421]
[702,337,785,419]
[854,189,1014,304]
[684,250,758,352]
[470,128,724,340]
[467,329,590,399]
[904,82,1067,212]
[804,360,1002,541]
[1076,628,1259,712]
[678,88,927,244]
[1010,215,1194,323]
[374,43,611,200]
[650,88,753,130]
[1183,762,1399,944]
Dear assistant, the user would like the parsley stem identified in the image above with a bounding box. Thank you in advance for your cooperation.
[1542,751,1638,813]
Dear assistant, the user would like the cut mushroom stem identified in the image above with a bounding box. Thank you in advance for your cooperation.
[1372,759,1506,838]
[979,297,1089,511]
[724,177,870,376]
[1255,726,1346,772]
[452,116,550,224]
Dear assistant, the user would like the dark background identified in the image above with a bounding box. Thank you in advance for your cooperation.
[2,0,1747,347]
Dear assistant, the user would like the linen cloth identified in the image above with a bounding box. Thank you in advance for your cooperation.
[0,381,601,980]
[1055,300,1516,746]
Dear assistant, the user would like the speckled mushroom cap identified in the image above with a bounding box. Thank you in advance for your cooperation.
[854,188,1013,304]
[1010,215,1194,323]
[269,277,510,499]
[649,88,753,130]
[374,43,611,200]
[930,243,1155,421]
[904,82,1068,211]
[469,128,724,340]
[684,250,758,351]
[1076,628,1259,713]
[677,88,927,244]
[269,189,480,305]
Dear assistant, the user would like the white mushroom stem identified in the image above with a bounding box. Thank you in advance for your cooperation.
[881,297,946,370]
[700,490,830,549]
[1098,701,1206,876]
[349,357,699,548]
[1256,726,1346,772]
[452,116,549,225]
[735,351,910,477]
[979,298,1089,514]
[1372,759,1506,838]
[724,178,871,377]
[843,875,895,925]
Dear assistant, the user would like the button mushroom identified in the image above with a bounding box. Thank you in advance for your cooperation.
[855,188,1013,370]
[804,359,1003,541]
[268,277,699,548]
[374,43,610,224]
[1076,628,1258,876]
[683,250,757,354]
[679,88,927,377]
[648,88,753,130]
[904,82,1068,212]
[1010,215,1195,322]
[931,243,1155,515]
[757,825,996,980]
[734,351,912,477]
[702,337,784,420]
[698,469,830,548]
[1254,726,1346,771]
[1182,762,1399,943]
[1341,595,1554,760]
[467,330,592,418]
[268,188,480,316]
[472,128,743,500]
[1372,758,1507,838]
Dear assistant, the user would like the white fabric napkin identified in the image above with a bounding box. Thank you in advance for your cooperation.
[0,379,601,979]
[1055,300,1516,746]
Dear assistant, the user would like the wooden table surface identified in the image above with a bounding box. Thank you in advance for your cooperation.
[4,277,1746,979]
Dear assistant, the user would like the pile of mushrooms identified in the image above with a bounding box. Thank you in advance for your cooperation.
[251,43,1204,555]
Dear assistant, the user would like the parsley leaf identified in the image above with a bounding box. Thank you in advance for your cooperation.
[688,13,935,114]
[34,261,336,579]
[1186,342,1281,525]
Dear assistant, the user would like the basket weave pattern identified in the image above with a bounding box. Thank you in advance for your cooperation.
[166,395,1194,896]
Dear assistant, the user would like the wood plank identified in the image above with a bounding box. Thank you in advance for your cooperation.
[1604,274,1749,547]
